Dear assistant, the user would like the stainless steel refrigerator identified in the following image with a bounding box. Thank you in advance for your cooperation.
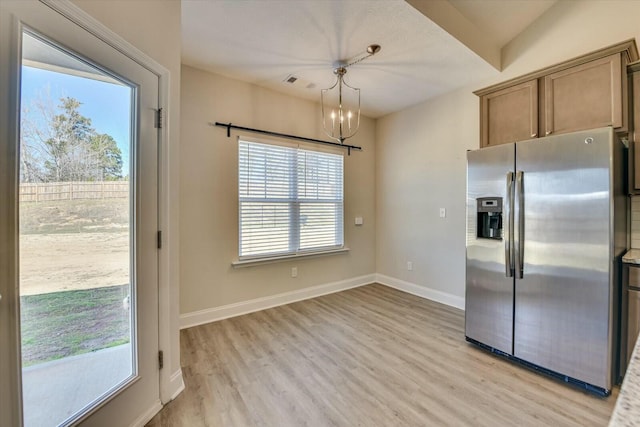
[465,127,626,395]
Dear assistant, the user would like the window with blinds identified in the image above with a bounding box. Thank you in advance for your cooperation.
[238,139,344,259]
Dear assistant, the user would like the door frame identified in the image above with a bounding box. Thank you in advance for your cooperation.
[0,1,181,425]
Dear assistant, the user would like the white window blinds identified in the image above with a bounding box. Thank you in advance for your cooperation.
[238,139,344,259]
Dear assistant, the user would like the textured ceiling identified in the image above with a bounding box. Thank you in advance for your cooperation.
[181,0,556,118]
[449,0,557,47]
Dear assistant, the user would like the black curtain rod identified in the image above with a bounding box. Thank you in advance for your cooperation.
[211,122,362,155]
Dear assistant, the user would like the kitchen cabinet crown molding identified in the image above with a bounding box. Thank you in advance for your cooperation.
[474,39,638,97]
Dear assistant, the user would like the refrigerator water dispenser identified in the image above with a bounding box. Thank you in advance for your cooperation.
[477,197,502,239]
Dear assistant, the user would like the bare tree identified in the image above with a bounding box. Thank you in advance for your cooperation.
[20,88,56,183]
[20,94,123,183]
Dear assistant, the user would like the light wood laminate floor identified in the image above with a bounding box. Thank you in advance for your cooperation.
[147,284,617,426]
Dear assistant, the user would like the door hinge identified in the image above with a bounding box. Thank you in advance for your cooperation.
[159,350,164,370]
[157,230,162,249]
[155,108,163,129]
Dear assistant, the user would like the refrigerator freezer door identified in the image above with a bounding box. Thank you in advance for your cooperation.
[466,143,515,354]
[513,127,614,390]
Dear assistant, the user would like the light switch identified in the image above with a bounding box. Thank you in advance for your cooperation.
[439,208,446,218]
[355,216,364,226]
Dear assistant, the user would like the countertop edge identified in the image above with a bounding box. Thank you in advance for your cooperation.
[622,249,640,264]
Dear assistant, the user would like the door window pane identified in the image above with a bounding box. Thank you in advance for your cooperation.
[19,31,135,427]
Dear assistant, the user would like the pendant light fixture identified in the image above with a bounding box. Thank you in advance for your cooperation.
[321,44,381,144]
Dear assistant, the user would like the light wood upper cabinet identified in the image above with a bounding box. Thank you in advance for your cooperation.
[543,54,622,136]
[475,40,638,149]
[630,63,640,190]
[634,69,640,147]
[481,80,538,147]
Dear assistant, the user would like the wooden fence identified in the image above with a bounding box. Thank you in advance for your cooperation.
[19,181,129,202]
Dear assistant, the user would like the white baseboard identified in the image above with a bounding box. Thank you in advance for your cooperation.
[375,273,465,310]
[131,370,183,425]
[180,274,376,329]
[130,400,163,427]
[168,368,185,401]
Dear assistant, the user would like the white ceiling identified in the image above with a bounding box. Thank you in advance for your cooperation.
[182,0,557,119]
[448,0,557,48]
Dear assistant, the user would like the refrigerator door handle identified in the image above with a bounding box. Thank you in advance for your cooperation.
[505,172,514,277]
[514,171,524,279]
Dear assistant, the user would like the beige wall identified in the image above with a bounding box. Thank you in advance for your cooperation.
[71,0,182,400]
[376,86,476,300]
[502,0,640,76]
[180,65,376,315]
[376,0,640,301]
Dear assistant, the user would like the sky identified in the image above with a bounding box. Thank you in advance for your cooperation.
[21,65,132,176]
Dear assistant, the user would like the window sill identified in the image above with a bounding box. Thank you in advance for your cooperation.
[232,247,350,268]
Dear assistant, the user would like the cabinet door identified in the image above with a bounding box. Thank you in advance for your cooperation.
[629,289,640,364]
[634,71,640,190]
[481,79,538,147]
[635,71,640,141]
[544,54,622,136]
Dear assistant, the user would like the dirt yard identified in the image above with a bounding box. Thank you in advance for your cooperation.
[19,198,130,295]
[20,232,129,296]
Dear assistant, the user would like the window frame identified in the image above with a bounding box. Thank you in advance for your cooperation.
[237,136,345,262]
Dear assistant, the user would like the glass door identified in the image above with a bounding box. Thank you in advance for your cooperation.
[19,30,137,427]
[1,1,160,425]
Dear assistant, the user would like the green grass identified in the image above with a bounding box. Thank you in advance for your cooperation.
[20,285,131,367]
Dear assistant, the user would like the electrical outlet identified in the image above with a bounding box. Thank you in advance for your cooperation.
[291,267,298,278]
[407,261,413,271]
[439,208,446,218]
